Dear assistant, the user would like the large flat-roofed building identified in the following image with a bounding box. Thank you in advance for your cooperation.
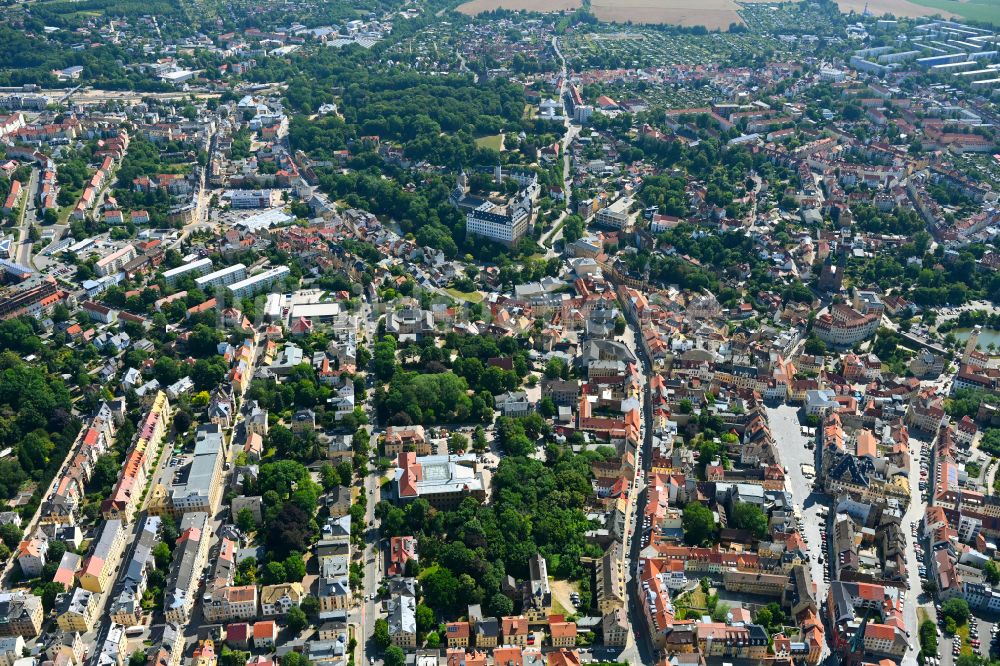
[226,190,279,208]
[288,302,341,324]
[169,424,225,515]
[95,245,137,277]
[0,277,63,321]
[595,197,632,229]
[163,257,213,286]
[227,266,290,299]
[394,452,489,510]
[195,263,248,290]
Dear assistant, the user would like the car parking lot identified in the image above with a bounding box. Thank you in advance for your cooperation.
[932,605,998,666]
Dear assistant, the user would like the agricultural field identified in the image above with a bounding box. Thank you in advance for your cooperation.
[909,0,998,24]
[833,0,957,18]
[456,0,580,14]
[590,0,744,29]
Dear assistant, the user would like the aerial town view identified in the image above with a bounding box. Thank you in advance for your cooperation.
[0,0,999,665]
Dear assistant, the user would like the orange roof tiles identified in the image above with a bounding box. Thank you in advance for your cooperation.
[865,624,896,641]
[502,616,528,636]
[446,622,470,639]
[549,621,577,640]
[493,646,523,666]
[253,621,276,638]
[856,582,884,602]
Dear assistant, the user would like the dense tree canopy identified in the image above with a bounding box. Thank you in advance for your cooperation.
[683,502,717,546]
[0,343,80,513]
[375,444,609,619]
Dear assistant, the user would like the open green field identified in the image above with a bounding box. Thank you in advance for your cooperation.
[444,287,485,303]
[475,134,504,151]
[834,0,955,18]
[910,0,1000,25]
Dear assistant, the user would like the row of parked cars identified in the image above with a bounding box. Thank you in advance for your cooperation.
[919,439,932,501]
[911,520,927,580]
[819,518,830,585]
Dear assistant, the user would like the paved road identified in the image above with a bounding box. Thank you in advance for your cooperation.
[986,458,998,499]
[93,324,267,657]
[540,122,579,256]
[170,132,215,251]
[353,299,385,666]
[905,431,937,663]
[618,300,655,666]
[356,467,384,666]
[540,35,578,257]
[16,166,39,267]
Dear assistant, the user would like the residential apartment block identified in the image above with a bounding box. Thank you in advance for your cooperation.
[0,591,44,637]
[227,266,290,299]
[108,515,161,626]
[164,512,212,623]
[163,257,213,286]
[260,582,305,617]
[169,423,225,515]
[55,588,101,633]
[79,519,127,593]
[195,263,248,290]
[204,585,259,623]
[101,391,171,522]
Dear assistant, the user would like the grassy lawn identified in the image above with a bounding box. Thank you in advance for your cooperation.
[677,586,709,611]
[417,564,440,581]
[444,287,484,303]
[957,623,972,657]
[542,216,567,248]
[475,134,503,151]
[57,199,78,226]
[551,596,571,617]
[918,607,930,626]
[550,579,579,617]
